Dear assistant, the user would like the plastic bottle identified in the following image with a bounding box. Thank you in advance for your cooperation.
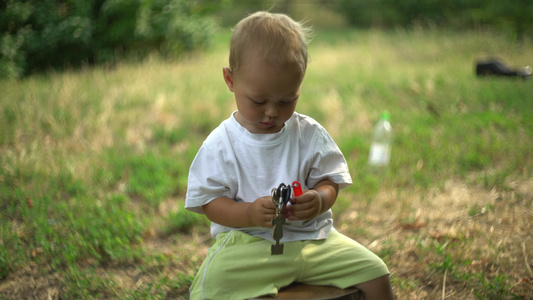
[368,111,392,167]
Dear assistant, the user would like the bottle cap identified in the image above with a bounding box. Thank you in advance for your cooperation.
[380,111,390,121]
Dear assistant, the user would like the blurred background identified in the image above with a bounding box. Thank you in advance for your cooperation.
[1,1,532,299]
[2,0,532,79]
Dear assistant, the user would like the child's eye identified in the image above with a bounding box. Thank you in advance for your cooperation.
[250,98,265,105]
[281,97,299,105]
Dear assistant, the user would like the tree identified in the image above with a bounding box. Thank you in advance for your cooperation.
[0,0,220,79]
[333,0,533,42]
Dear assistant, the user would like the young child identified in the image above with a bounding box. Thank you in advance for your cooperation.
[185,11,394,300]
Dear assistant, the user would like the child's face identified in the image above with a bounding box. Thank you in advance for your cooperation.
[223,56,304,134]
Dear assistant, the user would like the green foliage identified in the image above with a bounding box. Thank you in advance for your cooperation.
[418,238,517,298]
[152,126,188,145]
[0,0,219,78]
[334,0,533,40]
[0,164,146,278]
[471,271,510,299]
[163,205,209,235]
[429,241,454,273]
[61,266,114,299]
[104,149,185,207]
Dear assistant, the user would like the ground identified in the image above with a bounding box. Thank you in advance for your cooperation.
[1,179,531,299]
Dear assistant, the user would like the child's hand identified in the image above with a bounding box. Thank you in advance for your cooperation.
[247,196,277,228]
[286,190,323,221]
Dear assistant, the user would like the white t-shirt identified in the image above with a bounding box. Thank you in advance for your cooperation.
[185,112,352,242]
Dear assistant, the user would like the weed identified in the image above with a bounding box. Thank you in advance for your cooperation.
[470,271,513,299]
[429,241,454,273]
[468,203,495,217]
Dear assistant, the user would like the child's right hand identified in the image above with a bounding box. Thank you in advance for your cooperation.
[247,196,277,228]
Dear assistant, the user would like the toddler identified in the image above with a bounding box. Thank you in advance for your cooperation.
[185,11,394,300]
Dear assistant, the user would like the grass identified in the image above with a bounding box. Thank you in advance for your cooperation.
[1,28,532,299]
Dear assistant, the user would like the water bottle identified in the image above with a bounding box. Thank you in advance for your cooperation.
[368,111,392,167]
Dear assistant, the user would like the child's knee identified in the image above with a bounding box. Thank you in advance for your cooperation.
[355,275,394,300]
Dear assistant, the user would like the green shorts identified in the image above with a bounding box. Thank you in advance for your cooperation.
[189,230,390,300]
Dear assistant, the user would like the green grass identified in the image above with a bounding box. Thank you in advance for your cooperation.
[1,28,532,299]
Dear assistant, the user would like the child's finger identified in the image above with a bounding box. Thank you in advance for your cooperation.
[290,206,317,219]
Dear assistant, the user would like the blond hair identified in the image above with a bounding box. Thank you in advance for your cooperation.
[229,11,311,75]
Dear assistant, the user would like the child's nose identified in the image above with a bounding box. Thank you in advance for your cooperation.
[265,105,279,118]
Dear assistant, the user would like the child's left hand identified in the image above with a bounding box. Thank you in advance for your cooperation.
[286,190,323,221]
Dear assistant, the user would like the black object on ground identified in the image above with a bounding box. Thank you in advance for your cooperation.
[476,58,531,79]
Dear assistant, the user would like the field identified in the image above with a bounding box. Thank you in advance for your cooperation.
[1,28,532,299]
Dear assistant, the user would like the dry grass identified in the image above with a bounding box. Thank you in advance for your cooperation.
[337,179,533,299]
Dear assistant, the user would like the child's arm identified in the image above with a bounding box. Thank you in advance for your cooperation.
[288,179,339,221]
[202,196,277,228]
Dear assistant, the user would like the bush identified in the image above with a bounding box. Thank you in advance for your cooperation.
[0,0,219,79]
[333,0,533,41]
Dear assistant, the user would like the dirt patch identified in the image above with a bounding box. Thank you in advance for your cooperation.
[0,263,62,300]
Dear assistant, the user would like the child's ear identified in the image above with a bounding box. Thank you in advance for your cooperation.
[223,67,235,92]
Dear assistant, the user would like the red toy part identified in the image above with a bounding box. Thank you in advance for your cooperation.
[292,181,303,197]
